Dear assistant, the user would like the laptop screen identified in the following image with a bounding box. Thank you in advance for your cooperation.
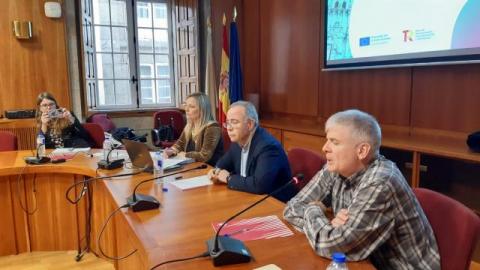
[122,139,153,171]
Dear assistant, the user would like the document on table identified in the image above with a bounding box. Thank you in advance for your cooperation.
[50,147,91,159]
[170,175,212,190]
[212,215,293,241]
[162,155,194,169]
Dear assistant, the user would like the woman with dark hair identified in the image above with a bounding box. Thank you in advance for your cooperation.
[36,92,93,148]
[164,92,223,166]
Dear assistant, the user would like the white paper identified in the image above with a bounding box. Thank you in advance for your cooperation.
[162,155,194,169]
[51,147,91,154]
[170,175,212,190]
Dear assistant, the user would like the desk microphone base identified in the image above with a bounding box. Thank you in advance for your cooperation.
[126,193,160,212]
[24,156,51,165]
[207,236,251,266]
[97,159,124,170]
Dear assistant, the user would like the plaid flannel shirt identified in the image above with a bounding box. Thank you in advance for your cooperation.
[284,155,440,269]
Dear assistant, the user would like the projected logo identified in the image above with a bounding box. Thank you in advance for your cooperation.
[402,30,414,42]
[359,37,370,47]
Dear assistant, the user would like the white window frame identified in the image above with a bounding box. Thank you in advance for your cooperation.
[84,0,175,111]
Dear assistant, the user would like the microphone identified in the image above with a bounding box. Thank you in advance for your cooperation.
[126,164,208,212]
[206,173,304,267]
[24,143,51,165]
[97,145,124,170]
[207,173,304,266]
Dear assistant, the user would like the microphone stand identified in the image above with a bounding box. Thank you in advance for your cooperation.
[24,143,51,165]
[97,145,124,170]
[206,174,304,267]
[127,164,208,212]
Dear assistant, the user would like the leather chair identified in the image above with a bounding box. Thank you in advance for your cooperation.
[82,123,105,148]
[86,113,116,133]
[152,108,186,148]
[0,131,18,151]
[287,147,326,190]
[413,188,480,270]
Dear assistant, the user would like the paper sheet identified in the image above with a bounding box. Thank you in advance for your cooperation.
[212,215,293,241]
[170,175,212,190]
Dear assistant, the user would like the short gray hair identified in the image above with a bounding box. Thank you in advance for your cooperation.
[230,101,259,125]
[325,109,382,157]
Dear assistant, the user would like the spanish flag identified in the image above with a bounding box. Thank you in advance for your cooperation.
[218,14,230,127]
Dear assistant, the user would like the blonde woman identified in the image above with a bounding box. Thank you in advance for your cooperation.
[164,92,223,165]
[36,92,93,148]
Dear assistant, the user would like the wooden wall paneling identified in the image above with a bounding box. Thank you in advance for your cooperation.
[264,127,282,143]
[411,64,480,133]
[25,173,79,251]
[0,119,37,150]
[0,176,22,255]
[260,0,320,116]
[319,68,412,126]
[242,0,260,102]
[283,131,326,156]
[173,0,199,104]
[0,0,71,113]
[210,0,242,81]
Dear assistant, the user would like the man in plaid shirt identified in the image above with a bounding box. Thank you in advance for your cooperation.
[284,109,440,269]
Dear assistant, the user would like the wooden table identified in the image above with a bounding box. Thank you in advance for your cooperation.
[0,150,375,270]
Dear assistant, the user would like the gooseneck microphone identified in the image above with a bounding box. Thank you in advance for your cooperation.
[97,145,124,170]
[206,173,304,267]
[24,143,51,165]
[127,164,208,212]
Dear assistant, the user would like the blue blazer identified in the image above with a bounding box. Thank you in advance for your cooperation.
[216,127,296,202]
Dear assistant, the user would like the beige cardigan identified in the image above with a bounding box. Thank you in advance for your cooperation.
[171,122,222,163]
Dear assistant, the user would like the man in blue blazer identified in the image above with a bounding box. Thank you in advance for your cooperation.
[208,101,296,202]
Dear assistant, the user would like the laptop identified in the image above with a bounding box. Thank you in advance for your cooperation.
[123,139,193,173]
[122,139,154,172]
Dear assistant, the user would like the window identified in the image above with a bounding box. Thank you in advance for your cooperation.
[82,0,174,110]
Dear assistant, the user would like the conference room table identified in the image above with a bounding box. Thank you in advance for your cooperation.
[0,150,375,269]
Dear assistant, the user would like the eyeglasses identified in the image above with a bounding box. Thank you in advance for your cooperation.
[40,102,56,108]
[222,119,244,129]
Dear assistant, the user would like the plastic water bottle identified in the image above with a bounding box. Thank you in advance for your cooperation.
[153,151,164,180]
[36,134,46,158]
[326,252,348,270]
[103,134,112,161]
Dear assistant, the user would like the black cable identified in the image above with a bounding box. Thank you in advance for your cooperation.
[16,164,38,215]
[65,169,146,204]
[75,178,94,262]
[149,251,210,270]
[97,204,137,261]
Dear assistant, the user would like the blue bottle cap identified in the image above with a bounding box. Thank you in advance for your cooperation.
[332,252,346,263]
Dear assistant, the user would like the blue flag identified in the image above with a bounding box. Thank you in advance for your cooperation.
[228,21,243,103]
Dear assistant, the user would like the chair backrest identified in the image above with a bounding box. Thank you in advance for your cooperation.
[152,109,186,140]
[287,147,326,190]
[413,188,480,270]
[0,131,18,151]
[82,123,105,148]
[86,113,116,133]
